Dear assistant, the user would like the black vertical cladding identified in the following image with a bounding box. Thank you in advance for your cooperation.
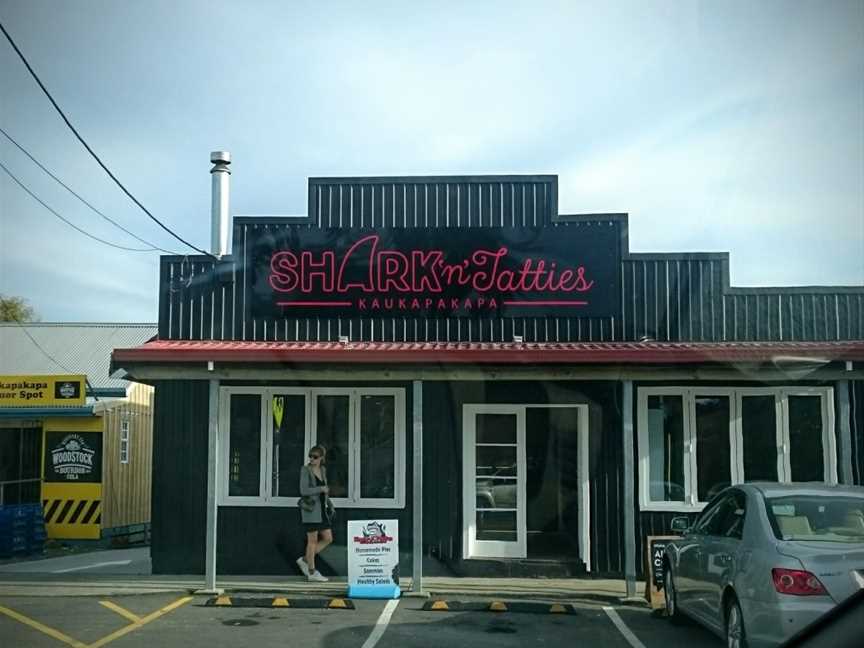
[158,261,171,339]
[852,380,864,485]
[629,261,641,342]
[421,380,624,575]
[160,179,862,344]
[151,380,210,574]
[152,380,414,575]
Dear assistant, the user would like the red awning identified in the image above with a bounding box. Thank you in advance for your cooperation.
[111,339,864,366]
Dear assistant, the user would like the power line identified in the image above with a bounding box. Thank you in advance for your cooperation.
[7,316,99,401]
[0,160,155,252]
[0,125,181,254]
[0,21,216,260]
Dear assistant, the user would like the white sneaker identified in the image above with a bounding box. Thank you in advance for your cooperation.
[307,570,329,583]
[295,557,310,577]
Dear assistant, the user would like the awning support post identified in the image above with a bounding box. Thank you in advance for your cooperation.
[411,380,424,594]
[837,380,854,485]
[623,380,637,599]
[201,378,221,593]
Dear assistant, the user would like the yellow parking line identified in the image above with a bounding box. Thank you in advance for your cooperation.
[99,600,142,623]
[87,596,193,648]
[0,604,88,648]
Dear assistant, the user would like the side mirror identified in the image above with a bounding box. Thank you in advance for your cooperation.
[670,516,690,535]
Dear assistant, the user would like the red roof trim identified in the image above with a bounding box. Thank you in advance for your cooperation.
[112,340,864,365]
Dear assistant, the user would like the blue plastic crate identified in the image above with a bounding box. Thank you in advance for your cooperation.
[26,540,45,555]
[0,520,32,538]
[0,505,34,523]
[0,535,27,553]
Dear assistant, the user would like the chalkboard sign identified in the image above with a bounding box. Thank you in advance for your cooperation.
[644,535,678,609]
[650,538,672,588]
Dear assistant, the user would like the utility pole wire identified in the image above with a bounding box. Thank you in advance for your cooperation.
[0,21,217,260]
[0,126,181,254]
[1,160,155,252]
[8,317,99,401]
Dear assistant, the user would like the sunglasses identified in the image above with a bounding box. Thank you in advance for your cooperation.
[308,454,321,459]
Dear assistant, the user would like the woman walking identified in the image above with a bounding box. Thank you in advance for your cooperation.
[296,445,333,582]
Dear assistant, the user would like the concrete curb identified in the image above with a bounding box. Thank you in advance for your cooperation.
[0,575,648,608]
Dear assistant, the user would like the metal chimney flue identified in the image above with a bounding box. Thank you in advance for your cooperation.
[210,151,231,257]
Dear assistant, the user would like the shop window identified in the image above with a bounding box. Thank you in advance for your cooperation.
[360,394,397,500]
[220,387,405,508]
[315,394,352,498]
[740,395,778,481]
[645,395,686,502]
[119,418,130,464]
[0,426,42,505]
[228,393,262,497]
[271,393,306,498]
[638,387,836,512]
[787,395,825,482]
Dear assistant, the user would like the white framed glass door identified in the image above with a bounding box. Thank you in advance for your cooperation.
[463,405,527,559]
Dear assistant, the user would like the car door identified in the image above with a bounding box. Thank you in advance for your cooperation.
[676,496,724,612]
[699,490,746,632]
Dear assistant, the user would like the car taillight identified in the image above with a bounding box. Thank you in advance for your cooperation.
[771,568,827,596]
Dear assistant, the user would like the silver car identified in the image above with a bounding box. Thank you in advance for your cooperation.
[662,483,864,648]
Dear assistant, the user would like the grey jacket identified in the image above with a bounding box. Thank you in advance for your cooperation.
[299,464,331,523]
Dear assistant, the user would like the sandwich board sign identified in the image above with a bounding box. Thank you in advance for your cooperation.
[347,519,401,599]
[645,535,678,609]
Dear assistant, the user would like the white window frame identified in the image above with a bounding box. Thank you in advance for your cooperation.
[119,418,130,464]
[268,388,311,506]
[218,386,406,509]
[461,403,592,571]
[638,386,836,512]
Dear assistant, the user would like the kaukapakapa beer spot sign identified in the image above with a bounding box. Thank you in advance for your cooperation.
[0,375,85,407]
[247,226,621,319]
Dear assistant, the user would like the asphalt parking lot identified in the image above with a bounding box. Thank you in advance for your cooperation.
[0,592,723,648]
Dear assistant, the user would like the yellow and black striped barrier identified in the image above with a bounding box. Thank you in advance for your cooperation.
[41,483,102,540]
[206,596,355,610]
[42,498,102,526]
[423,600,577,615]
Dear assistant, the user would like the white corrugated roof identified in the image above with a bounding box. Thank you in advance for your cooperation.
[0,323,157,390]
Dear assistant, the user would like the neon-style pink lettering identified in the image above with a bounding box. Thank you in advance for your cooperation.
[269,251,300,293]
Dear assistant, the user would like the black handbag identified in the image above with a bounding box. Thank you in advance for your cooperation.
[298,495,316,512]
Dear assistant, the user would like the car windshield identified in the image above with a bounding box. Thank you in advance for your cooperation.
[766,495,864,543]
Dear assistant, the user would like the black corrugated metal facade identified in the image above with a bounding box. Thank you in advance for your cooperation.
[853,380,864,485]
[146,175,864,578]
[422,381,623,576]
[151,380,209,574]
[151,380,414,575]
[158,176,863,344]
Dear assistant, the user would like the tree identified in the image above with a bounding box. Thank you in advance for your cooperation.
[0,295,39,322]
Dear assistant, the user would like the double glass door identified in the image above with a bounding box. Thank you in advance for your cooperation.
[463,404,589,564]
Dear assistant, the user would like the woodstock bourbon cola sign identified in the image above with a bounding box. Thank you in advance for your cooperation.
[247,225,621,319]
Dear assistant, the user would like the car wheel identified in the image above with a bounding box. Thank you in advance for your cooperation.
[725,597,747,648]
[663,564,684,624]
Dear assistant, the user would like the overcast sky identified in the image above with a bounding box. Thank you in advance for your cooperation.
[1,0,862,322]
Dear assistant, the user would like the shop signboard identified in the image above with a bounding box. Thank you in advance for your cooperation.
[347,519,401,599]
[246,225,622,320]
[44,431,103,484]
[0,375,86,407]
[644,535,678,609]
[41,419,103,540]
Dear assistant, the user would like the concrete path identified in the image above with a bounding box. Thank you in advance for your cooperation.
[0,547,645,605]
[0,546,150,575]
